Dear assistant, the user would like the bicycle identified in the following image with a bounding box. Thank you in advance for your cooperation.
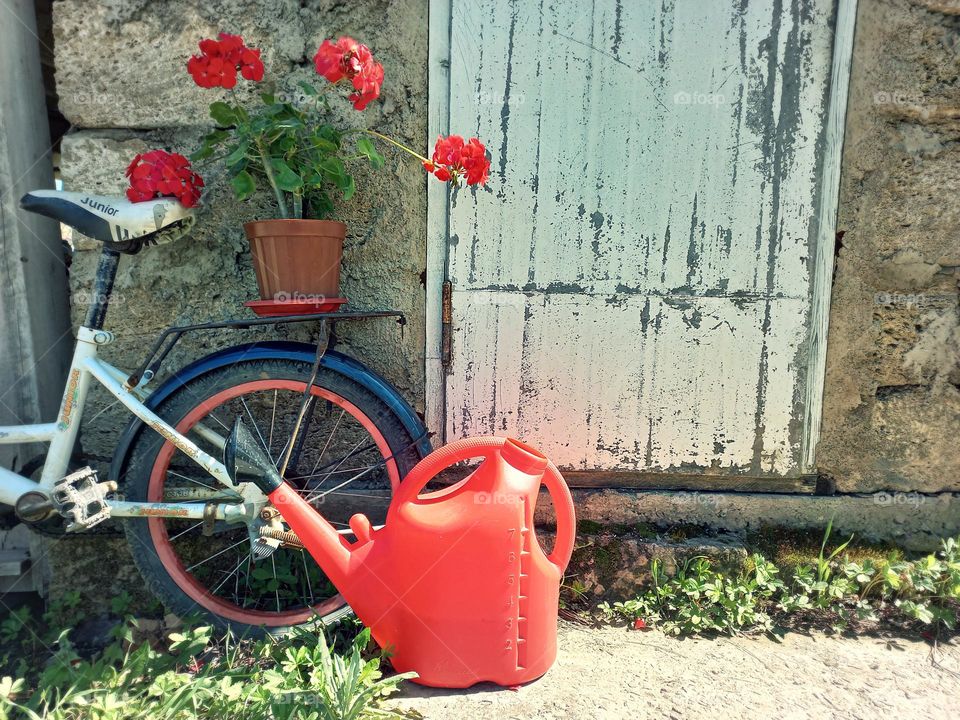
[7,188,431,636]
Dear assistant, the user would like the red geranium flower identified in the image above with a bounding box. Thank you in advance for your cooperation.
[189,55,237,89]
[187,33,262,89]
[216,32,245,63]
[125,150,204,208]
[423,135,490,187]
[313,37,384,110]
[238,47,264,81]
[197,37,223,57]
[349,59,384,111]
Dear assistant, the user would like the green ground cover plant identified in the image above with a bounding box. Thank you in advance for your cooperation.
[0,597,412,720]
[600,525,960,637]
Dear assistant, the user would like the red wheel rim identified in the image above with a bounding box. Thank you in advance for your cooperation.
[146,379,399,627]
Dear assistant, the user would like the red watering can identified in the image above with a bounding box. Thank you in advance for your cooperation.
[226,424,576,688]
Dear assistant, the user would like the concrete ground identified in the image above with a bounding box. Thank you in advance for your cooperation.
[392,622,960,719]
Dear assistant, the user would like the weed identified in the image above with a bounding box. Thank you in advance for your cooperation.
[0,609,413,720]
[600,531,960,637]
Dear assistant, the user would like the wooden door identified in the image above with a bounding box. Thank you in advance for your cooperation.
[426,0,856,485]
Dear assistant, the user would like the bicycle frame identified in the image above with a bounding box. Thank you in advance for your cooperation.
[0,325,251,522]
[0,234,418,531]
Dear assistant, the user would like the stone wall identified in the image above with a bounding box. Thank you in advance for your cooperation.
[817,0,960,493]
[54,0,429,470]
[48,0,428,610]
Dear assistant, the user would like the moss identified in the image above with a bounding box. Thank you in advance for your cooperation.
[633,522,658,539]
[665,523,711,542]
[590,544,619,577]
[575,520,658,539]
[745,525,902,572]
[577,519,606,534]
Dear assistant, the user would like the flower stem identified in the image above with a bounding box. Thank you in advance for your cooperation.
[363,129,430,164]
[256,137,289,218]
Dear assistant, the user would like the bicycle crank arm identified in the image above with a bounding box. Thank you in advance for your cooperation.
[107,499,255,523]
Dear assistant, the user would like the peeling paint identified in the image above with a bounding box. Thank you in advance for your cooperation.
[445,0,837,476]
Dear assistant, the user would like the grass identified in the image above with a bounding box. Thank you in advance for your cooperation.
[0,598,414,720]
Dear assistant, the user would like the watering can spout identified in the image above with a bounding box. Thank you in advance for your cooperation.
[224,417,354,583]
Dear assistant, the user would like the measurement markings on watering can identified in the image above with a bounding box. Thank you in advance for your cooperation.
[515,512,532,670]
[504,524,524,666]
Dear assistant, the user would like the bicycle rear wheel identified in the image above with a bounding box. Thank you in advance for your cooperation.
[122,356,421,637]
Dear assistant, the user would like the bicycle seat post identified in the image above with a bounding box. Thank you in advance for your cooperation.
[84,246,121,330]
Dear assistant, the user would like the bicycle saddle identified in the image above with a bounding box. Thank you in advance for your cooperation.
[20,190,195,252]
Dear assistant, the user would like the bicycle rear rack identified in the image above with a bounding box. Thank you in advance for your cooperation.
[126,309,405,389]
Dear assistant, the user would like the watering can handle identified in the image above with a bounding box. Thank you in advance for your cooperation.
[395,436,576,571]
[542,459,577,572]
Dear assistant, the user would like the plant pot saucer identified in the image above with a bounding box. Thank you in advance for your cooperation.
[244,297,348,317]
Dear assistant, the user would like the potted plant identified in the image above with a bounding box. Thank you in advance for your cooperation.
[121,32,490,308]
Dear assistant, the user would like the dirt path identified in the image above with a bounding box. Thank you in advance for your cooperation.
[392,623,960,719]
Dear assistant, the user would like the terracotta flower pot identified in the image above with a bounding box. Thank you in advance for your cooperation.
[244,219,346,301]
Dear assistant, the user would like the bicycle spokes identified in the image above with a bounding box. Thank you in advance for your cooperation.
[149,380,396,616]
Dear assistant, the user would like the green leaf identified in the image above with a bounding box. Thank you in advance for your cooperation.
[209,101,239,127]
[260,93,276,105]
[356,136,385,170]
[310,137,339,155]
[308,190,334,218]
[270,158,303,191]
[318,157,346,179]
[206,128,230,143]
[341,175,356,201]
[231,170,256,200]
[190,144,214,162]
[224,141,249,169]
[317,125,341,143]
[298,81,319,97]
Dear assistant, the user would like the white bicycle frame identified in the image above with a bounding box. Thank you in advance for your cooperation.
[0,325,258,523]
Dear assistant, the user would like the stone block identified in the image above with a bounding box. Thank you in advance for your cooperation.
[870,384,960,492]
[869,295,959,388]
[53,0,307,127]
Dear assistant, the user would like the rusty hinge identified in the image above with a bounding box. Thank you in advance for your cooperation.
[441,280,452,369]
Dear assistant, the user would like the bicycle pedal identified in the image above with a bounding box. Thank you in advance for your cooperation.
[52,467,118,532]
